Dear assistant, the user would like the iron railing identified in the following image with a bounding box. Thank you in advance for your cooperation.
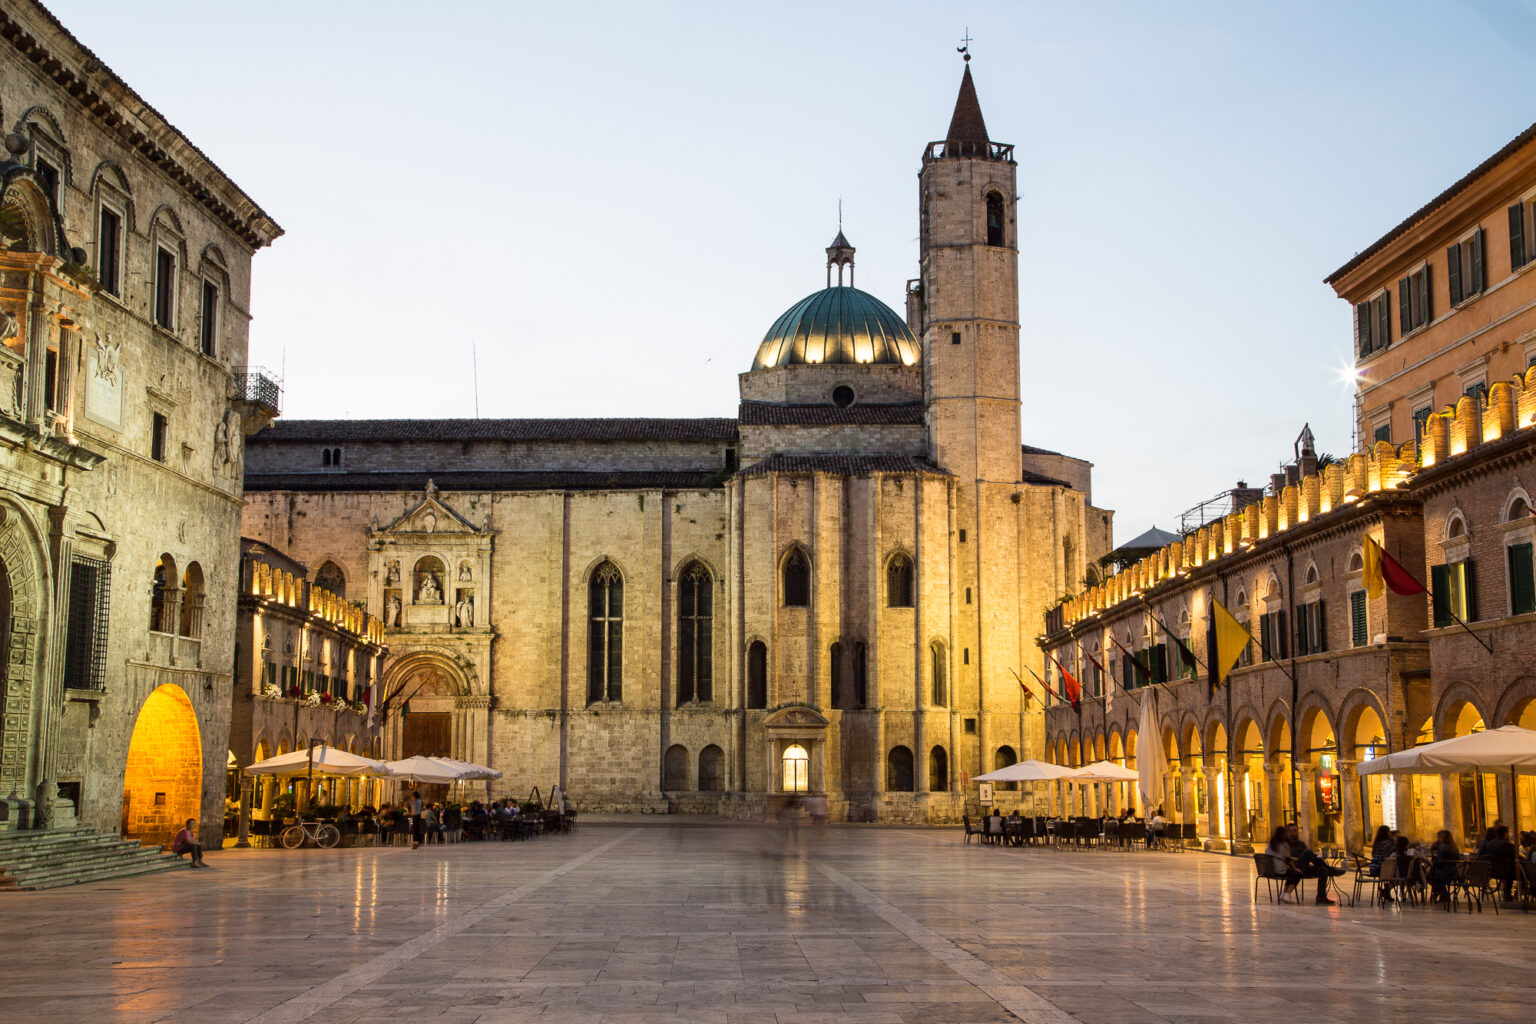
[233,366,282,416]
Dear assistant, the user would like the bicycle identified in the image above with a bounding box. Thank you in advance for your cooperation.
[280,819,341,849]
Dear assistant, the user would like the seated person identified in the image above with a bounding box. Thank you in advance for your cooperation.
[1284,823,1345,905]
[172,818,205,867]
[1367,825,1394,878]
[1428,829,1460,902]
[1482,824,1518,900]
[1146,808,1168,849]
[986,811,1004,843]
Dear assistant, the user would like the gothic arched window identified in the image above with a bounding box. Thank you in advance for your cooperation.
[179,562,205,639]
[830,641,846,709]
[677,562,713,704]
[782,548,810,607]
[587,562,623,703]
[150,554,176,633]
[930,641,947,707]
[887,553,914,608]
[747,640,768,708]
[315,560,345,599]
[986,192,1005,247]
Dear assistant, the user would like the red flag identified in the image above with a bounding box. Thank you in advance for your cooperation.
[1363,536,1427,597]
[1045,651,1081,710]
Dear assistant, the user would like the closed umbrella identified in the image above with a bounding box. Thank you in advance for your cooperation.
[1137,689,1166,814]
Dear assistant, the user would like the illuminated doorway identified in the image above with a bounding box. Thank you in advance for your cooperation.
[122,684,202,847]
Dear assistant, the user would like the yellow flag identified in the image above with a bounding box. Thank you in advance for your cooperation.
[1210,598,1252,686]
[1361,536,1385,600]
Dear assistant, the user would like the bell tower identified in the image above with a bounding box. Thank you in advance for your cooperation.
[918,59,1028,778]
[919,61,1021,481]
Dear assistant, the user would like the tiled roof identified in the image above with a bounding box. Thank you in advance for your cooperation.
[1325,119,1536,285]
[244,470,727,494]
[256,418,739,444]
[945,65,990,150]
[1021,443,1062,456]
[738,402,924,426]
[739,454,949,477]
[1020,468,1072,488]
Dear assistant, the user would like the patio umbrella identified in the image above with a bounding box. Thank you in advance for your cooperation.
[1137,689,1166,814]
[1359,725,1536,835]
[383,755,462,784]
[1067,761,1141,782]
[244,747,394,777]
[427,756,502,781]
[974,759,1079,782]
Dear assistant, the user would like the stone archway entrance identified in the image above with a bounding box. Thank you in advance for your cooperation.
[122,684,202,847]
[380,650,480,801]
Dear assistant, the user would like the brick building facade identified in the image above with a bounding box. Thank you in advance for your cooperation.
[242,67,1113,822]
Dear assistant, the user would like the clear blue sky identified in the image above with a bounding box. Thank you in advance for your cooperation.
[45,0,1536,545]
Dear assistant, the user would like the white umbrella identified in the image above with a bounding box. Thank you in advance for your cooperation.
[1137,689,1166,814]
[383,755,462,784]
[1357,726,1536,775]
[1068,760,1141,782]
[974,759,1079,782]
[427,756,502,781]
[245,747,393,777]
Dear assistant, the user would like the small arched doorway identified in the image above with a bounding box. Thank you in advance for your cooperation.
[122,684,202,847]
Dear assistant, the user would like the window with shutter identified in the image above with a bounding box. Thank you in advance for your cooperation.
[1431,563,1452,628]
[1356,302,1372,358]
[1512,202,1528,271]
[1448,242,1463,305]
[1351,590,1367,647]
[1315,601,1326,653]
[1472,227,1485,293]
[1509,543,1535,616]
[1376,294,1390,351]
[1457,560,1476,621]
[1398,276,1412,333]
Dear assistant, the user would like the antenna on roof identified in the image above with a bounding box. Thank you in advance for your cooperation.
[957,27,972,63]
[471,339,480,419]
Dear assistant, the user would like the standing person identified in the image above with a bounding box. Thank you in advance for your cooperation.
[172,819,205,867]
[410,790,425,850]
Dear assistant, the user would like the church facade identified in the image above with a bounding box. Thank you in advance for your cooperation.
[241,68,1112,821]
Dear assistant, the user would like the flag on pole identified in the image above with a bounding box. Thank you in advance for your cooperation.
[1044,651,1080,710]
[1084,647,1109,711]
[1362,536,1427,599]
[1137,688,1165,814]
[1208,598,1252,688]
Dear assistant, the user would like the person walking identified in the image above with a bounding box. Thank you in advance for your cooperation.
[410,790,425,850]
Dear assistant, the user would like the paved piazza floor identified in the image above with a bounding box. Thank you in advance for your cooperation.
[4,822,1534,1024]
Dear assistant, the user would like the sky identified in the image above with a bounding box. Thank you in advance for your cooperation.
[42,0,1536,545]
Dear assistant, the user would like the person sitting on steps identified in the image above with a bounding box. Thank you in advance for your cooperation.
[172,818,205,867]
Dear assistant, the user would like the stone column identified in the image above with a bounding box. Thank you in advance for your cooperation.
[1202,766,1221,843]
[1265,763,1286,834]
[1231,764,1251,849]
[1297,764,1319,847]
[1337,760,1362,854]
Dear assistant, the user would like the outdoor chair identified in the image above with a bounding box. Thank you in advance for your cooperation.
[1449,860,1498,914]
[1253,852,1298,904]
[961,815,983,844]
[250,818,273,848]
[1515,858,1535,913]
[1347,853,1378,907]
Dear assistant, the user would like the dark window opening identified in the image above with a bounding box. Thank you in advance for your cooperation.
[43,346,58,413]
[886,746,914,792]
[35,158,59,206]
[747,640,768,708]
[62,555,110,691]
[830,640,845,708]
[930,642,946,707]
[965,586,971,604]
[782,549,810,607]
[886,554,914,607]
[928,746,948,791]
[963,647,970,665]
[98,207,121,296]
[832,385,855,408]
[587,562,623,703]
[958,529,966,543]
[951,331,961,346]
[963,717,977,734]
[677,562,713,704]
[200,280,219,357]
[723,446,738,472]
[151,412,168,462]
[154,247,176,329]
[985,192,1005,246]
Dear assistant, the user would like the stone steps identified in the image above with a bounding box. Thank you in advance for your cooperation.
[0,828,190,890]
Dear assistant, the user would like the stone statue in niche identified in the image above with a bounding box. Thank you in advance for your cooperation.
[455,593,474,628]
[385,593,401,627]
[417,573,441,604]
[385,560,401,585]
[223,409,243,470]
[423,512,437,533]
[213,417,229,471]
[458,561,472,581]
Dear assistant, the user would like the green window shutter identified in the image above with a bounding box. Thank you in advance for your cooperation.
[1276,609,1288,659]
[1447,243,1463,305]
[1431,564,1451,628]
[1377,295,1391,351]
[1351,590,1367,647]
[1398,276,1412,332]
[1509,544,1536,616]
[1122,653,1134,689]
[1472,227,1485,293]
[1422,264,1433,323]
[1258,612,1271,662]
[1356,302,1372,357]
[1511,203,1526,271]
[1315,600,1327,653]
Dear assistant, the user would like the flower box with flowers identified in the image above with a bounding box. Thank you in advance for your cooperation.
[261,683,285,701]
[349,700,368,714]
[287,685,304,701]
[303,691,323,708]
[318,692,337,707]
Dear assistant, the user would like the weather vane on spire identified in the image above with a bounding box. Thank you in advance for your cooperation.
[957,28,972,63]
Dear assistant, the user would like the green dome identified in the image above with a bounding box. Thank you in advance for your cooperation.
[752,286,920,370]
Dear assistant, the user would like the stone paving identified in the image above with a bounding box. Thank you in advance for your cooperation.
[2,822,1534,1023]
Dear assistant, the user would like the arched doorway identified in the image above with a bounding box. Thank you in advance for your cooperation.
[1233,717,1265,845]
[1300,708,1339,847]
[1444,698,1493,843]
[122,684,202,847]
[1206,721,1229,844]
[1346,702,1390,845]
[381,650,478,801]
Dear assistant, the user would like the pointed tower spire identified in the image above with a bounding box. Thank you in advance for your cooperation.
[944,64,990,157]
